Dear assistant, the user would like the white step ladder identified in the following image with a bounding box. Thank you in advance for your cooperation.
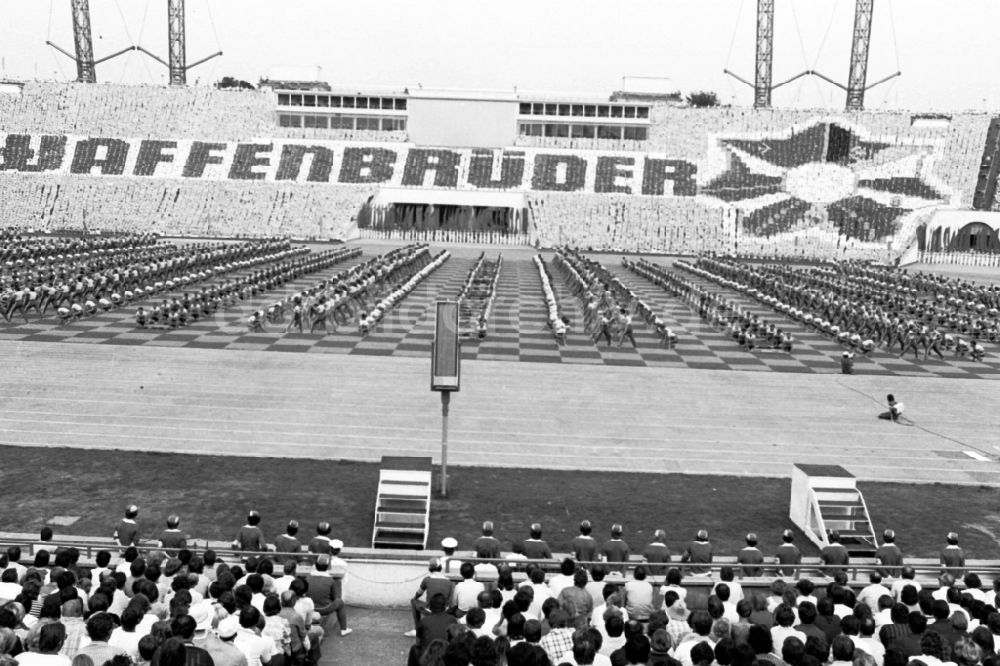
[372,456,432,550]
[790,463,878,556]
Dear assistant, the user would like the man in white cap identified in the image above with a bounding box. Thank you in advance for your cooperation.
[440,537,462,575]
[875,530,903,578]
[191,602,247,666]
[159,515,187,556]
[199,614,247,666]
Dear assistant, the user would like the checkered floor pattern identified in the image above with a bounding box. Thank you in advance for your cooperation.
[1,250,998,379]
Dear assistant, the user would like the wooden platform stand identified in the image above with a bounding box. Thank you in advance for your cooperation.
[790,463,878,557]
[371,456,433,550]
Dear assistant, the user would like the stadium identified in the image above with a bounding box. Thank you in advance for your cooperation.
[2,1,1000,665]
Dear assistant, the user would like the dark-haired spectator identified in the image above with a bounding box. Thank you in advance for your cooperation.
[157,638,188,666]
[731,600,753,645]
[891,569,922,602]
[540,609,574,664]
[453,563,485,617]
[261,596,290,666]
[795,602,825,643]
[675,611,715,666]
[718,568,744,605]
[773,605,806,649]
[232,609,271,666]
[559,569,593,631]
[109,606,143,661]
[893,612,928,657]
[880,604,912,650]
[624,567,655,623]
[747,625,780,666]
[416,595,457,649]
[76,614,124,666]
[600,614,626,658]
[805,634,829,664]
[782,635,806,666]
[747,595,773,629]
[815,597,842,643]
[859,574,888,615]
[664,591,691,646]
[831,635,855,666]
[18,622,69,666]
[625,634,652,666]
[917,631,947,666]
[690,641,715,666]
[167,614,213,666]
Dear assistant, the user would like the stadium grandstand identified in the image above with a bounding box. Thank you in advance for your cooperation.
[3,0,1000,665]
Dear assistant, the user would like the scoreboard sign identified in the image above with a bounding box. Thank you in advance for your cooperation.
[431,301,460,392]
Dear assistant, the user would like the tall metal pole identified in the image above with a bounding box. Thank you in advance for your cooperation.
[845,0,874,111]
[168,0,186,85]
[440,391,450,497]
[70,0,96,83]
[753,0,774,108]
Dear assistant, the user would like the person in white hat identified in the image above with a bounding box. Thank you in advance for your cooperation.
[440,537,463,575]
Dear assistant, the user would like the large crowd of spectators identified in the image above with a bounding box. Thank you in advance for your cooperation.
[393,522,995,666]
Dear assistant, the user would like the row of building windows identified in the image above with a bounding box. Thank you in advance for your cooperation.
[518,122,648,141]
[518,102,650,120]
[277,93,408,111]
[277,113,407,131]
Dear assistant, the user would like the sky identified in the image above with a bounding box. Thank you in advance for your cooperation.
[1,0,998,111]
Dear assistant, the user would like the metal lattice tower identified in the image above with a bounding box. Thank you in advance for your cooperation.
[753,0,774,108]
[168,0,187,85]
[70,0,96,83]
[845,0,874,111]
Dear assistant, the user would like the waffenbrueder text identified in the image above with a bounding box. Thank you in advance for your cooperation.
[0,134,699,197]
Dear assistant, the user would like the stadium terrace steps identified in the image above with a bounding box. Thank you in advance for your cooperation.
[372,457,432,550]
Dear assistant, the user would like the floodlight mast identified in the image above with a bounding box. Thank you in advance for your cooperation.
[134,0,223,85]
[46,0,134,83]
[845,0,874,111]
[753,0,774,109]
